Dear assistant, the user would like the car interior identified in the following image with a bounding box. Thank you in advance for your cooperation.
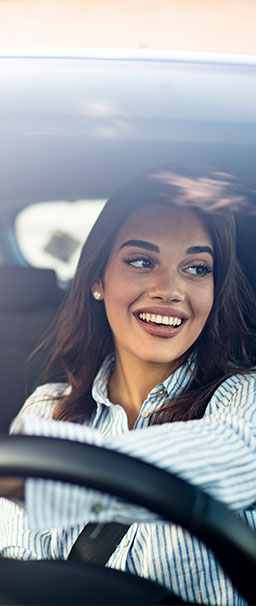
[0,51,256,604]
[0,435,255,604]
[0,265,65,432]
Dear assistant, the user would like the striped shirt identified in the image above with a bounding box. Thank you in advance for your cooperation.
[0,354,256,605]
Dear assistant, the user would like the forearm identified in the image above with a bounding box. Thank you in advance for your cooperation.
[12,411,256,530]
[0,496,75,560]
[7,376,256,529]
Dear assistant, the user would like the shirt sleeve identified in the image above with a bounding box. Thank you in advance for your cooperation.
[11,382,70,424]
[10,373,256,530]
[0,382,81,559]
[0,495,84,559]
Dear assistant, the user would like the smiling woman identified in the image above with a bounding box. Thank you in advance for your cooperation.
[92,204,214,426]
[46,165,256,427]
[1,165,256,605]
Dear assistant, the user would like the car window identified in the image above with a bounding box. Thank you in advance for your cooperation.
[15,199,105,281]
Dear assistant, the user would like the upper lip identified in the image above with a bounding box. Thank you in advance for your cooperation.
[133,306,189,320]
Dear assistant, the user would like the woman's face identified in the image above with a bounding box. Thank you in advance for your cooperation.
[95,204,214,372]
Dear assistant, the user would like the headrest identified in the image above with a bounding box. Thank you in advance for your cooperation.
[0,266,64,310]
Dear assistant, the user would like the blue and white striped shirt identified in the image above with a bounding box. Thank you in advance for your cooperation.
[0,354,256,605]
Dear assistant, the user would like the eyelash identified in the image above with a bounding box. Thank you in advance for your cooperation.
[123,256,213,277]
[123,256,154,269]
[184,264,213,277]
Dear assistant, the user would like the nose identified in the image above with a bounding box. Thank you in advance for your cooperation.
[147,267,185,303]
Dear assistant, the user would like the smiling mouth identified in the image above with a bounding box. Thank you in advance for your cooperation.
[138,312,183,327]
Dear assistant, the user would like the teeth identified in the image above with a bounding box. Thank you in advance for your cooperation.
[138,313,182,326]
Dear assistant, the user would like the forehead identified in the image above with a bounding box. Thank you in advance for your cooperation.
[113,204,212,249]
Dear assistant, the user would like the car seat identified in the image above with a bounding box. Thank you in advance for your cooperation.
[0,266,66,432]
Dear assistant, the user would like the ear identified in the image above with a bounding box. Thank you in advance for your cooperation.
[91,281,103,301]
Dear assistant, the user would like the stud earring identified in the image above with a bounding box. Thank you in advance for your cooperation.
[92,289,102,301]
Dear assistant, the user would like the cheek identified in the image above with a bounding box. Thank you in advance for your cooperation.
[198,285,214,319]
[191,281,213,320]
[103,273,134,316]
[104,268,142,304]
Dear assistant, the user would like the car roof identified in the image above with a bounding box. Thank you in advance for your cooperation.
[1,49,256,217]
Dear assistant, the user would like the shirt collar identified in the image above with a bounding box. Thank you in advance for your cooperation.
[151,352,196,399]
[91,352,196,407]
[91,353,115,406]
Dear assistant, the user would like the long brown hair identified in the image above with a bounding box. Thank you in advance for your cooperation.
[38,165,256,424]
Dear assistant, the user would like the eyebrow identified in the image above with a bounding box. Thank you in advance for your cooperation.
[185,246,214,258]
[119,239,160,252]
[119,240,214,258]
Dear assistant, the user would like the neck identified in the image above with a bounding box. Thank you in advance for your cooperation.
[108,350,183,428]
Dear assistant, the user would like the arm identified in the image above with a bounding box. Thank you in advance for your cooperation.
[0,495,83,559]
[0,383,70,502]
[10,373,256,530]
[0,382,73,559]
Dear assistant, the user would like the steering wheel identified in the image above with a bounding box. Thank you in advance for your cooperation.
[0,434,255,605]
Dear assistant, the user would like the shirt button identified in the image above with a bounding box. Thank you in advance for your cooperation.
[141,410,150,418]
[123,539,130,547]
[157,388,166,396]
[91,503,104,514]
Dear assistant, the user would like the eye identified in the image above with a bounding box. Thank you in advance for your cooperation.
[184,264,213,278]
[123,256,155,269]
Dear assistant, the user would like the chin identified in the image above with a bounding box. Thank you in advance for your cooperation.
[139,352,184,365]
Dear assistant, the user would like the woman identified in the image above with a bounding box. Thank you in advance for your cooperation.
[0,165,256,605]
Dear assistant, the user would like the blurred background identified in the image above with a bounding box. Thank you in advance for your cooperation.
[1,0,256,431]
[0,0,256,53]
[1,0,256,282]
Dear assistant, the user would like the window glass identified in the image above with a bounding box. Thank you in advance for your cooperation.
[15,200,105,281]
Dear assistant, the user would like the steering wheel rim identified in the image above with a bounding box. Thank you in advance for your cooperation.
[0,434,255,603]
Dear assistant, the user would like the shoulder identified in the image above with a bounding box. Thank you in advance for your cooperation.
[206,370,256,416]
[11,383,71,427]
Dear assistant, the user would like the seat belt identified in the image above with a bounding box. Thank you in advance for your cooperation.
[68,522,130,564]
